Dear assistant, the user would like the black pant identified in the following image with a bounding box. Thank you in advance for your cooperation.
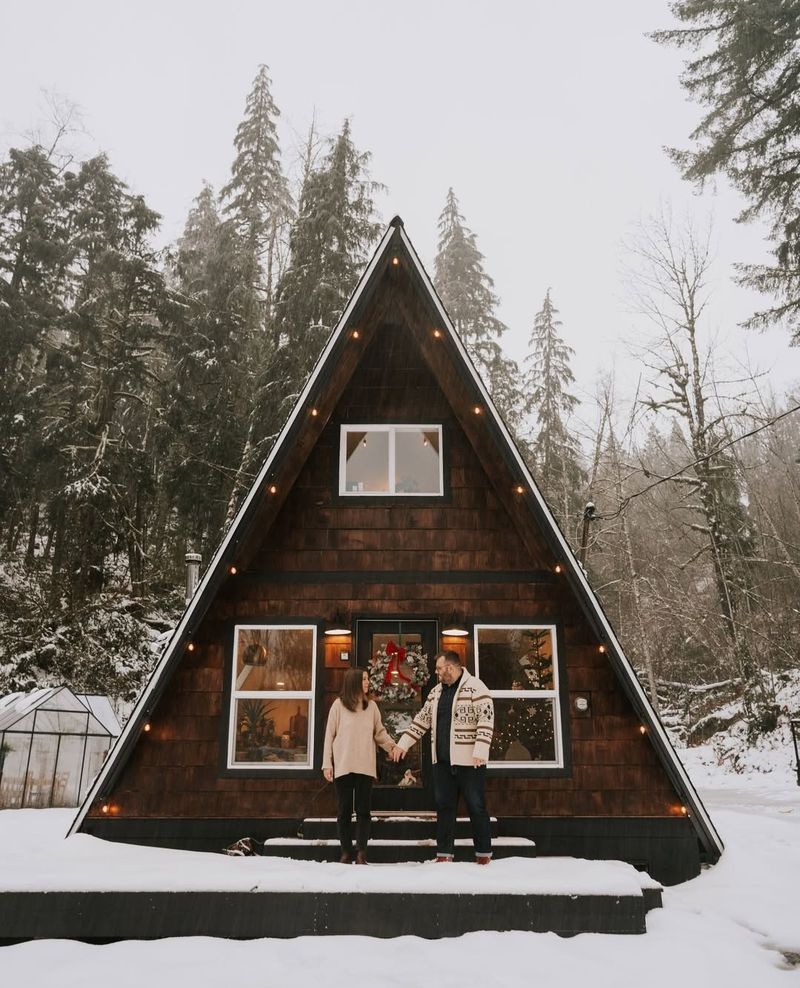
[433,762,492,858]
[334,773,373,852]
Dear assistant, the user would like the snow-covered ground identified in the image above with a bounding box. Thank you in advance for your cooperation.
[2,743,799,987]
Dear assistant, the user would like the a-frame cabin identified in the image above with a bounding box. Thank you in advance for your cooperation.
[70,218,722,886]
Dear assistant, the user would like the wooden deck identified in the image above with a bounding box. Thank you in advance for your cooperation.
[0,880,662,941]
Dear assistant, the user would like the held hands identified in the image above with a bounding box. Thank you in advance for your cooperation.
[389,745,407,763]
[473,757,486,768]
[323,767,333,782]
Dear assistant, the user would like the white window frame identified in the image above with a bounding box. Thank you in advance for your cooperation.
[227,623,317,770]
[338,424,444,497]
[474,623,564,769]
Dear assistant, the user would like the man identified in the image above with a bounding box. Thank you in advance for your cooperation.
[391,650,494,864]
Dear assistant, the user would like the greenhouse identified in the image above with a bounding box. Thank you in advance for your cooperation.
[0,686,120,809]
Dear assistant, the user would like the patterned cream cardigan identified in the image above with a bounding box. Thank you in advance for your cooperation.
[396,671,494,765]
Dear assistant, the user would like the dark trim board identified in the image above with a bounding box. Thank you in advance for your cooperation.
[499,817,701,886]
[238,569,559,585]
[82,815,693,885]
[0,888,655,941]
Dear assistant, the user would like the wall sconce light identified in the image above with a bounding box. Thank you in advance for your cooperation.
[442,611,469,637]
[325,609,351,636]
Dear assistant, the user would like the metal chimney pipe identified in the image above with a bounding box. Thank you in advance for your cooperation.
[185,552,202,605]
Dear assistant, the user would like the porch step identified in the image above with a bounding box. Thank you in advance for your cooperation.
[259,835,536,863]
[301,815,500,841]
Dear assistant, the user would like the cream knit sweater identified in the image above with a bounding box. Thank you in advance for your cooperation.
[322,699,395,779]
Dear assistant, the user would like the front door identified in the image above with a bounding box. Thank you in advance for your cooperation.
[356,618,438,811]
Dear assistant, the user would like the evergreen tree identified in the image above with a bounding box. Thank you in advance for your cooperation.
[254,120,381,442]
[654,1,800,338]
[221,64,293,322]
[522,290,584,527]
[433,189,522,430]
[162,183,254,553]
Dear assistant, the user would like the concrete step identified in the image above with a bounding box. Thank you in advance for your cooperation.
[259,835,536,863]
[301,815,500,840]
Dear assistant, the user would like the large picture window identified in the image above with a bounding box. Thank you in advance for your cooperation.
[228,625,317,769]
[474,624,563,769]
[339,425,443,496]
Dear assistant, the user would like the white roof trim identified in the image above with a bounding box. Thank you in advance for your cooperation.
[397,225,723,857]
[69,219,722,857]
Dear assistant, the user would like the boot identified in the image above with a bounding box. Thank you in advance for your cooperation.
[355,849,368,865]
[339,850,352,864]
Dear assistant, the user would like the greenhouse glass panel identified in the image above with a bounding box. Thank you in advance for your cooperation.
[36,709,90,734]
[0,733,31,809]
[25,734,58,807]
[52,735,84,806]
[81,736,110,799]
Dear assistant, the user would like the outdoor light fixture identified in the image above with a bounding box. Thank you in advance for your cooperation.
[186,642,196,652]
[515,485,525,494]
[352,330,360,340]
[325,609,351,636]
[391,256,400,266]
[311,408,318,417]
[433,329,442,338]
[268,485,277,494]
[554,564,563,574]
[473,405,482,415]
[442,611,469,637]
[229,565,237,575]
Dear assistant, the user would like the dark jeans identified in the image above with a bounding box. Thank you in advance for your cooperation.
[433,762,492,858]
[334,772,373,852]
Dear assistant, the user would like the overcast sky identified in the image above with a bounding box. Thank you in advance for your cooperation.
[3,0,799,430]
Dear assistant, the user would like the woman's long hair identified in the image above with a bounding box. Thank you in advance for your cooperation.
[340,667,369,712]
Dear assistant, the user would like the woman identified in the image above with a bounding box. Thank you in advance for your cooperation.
[323,666,396,864]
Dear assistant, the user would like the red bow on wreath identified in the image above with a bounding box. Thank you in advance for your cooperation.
[383,640,413,685]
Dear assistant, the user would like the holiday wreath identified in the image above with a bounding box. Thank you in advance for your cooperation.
[368,640,429,703]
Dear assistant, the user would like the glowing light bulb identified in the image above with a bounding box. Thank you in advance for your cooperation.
[143,723,151,733]
[269,485,277,494]
[187,642,196,652]
[229,565,237,575]
[554,564,563,574]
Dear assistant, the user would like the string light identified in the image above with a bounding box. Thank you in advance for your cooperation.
[598,644,606,654]
[268,485,277,494]
[311,408,318,417]
[229,565,237,575]
[473,405,482,415]
[554,564,563,574]
[433,329,442,339]
[639,725,647,735]
[515,485,525,494]
[391,256,400,266]
[187,642,196,652]
[352,330,360,340]
[101,804,109,814]
[143,723,151,733]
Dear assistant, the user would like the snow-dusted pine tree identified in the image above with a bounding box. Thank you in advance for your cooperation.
[220,64,293,323]
[433,189,522,431]
[522,289,583,529]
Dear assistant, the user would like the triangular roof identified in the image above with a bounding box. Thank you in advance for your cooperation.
[69,218,723,861]
[0,685,112,736]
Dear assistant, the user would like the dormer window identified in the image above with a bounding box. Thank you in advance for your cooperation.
[339,425,443,496]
